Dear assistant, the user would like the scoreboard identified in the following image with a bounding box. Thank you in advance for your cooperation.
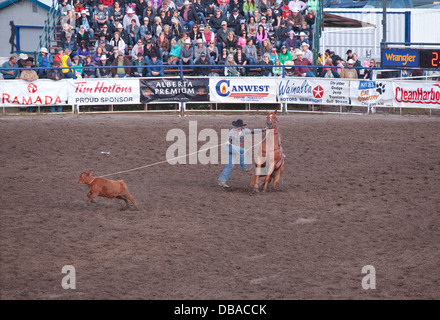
[381,48,440,69]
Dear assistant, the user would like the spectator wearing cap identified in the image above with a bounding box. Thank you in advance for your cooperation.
[143,38,160,64]
[132,52,147,77]
[285,30,297,52]
[194,0,208,25]
[287,7,304,32]
[269,47,278,64]
[62,33,78,58]
[76,24,91,46]
[340,59,358,79]
[193,52,211,76]
[346,49,353,62]
[147,52,164,77]
[76,9,95,40]
[180,1,199,32]
[243,0,256,20]
[47,59,64,82]
[294,50,314,77]
[36,47,53,79]
[296,32,309,49]
[96,54,112,78]
[123,6,140,29]
[209,8,227,33]
[300,42,312,62]
[72,55,84,78]
[216,20,230,52]
[179,38,194,67]
[228,7,244,34]
[139,16,152,40]
[111,50,131,77]
[94,2,110,30]
[281,4,292,20]
[333,55,343,74]
[278,45,291,65]
[194,38,208,62]
[258,0,269,14]
[228,0,242,16]
[275,19,289,50]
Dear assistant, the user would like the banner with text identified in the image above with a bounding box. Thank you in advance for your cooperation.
[349,80,394,108]
[392,81,440,109]
[278,78,350,105]
[67,78,140,105]
[0,79,68,106]
[140,78,209,103]
[210,77,278,103]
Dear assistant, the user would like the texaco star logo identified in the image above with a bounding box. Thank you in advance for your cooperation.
[312,85,324,99]
[27,83,37,93]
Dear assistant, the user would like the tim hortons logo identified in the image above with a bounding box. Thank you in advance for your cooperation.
[74,81,132,94]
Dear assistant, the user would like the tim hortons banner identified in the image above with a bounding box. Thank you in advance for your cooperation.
[210,77,277,103]
[67,78,140,105]
[393,81,440,109]
[278,78,350,105]
[140,78,209,103]
[0,79,68,106]
[349,80,394,107]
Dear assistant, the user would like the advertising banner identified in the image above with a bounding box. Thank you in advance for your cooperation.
[67,78,140,105]
[393,81,440,108]
[349,80,394,107]
[381,49,419,68]
[140,78,209,103]
[0,79,68,106]
[210,77,277,103]
[278,78,350,105]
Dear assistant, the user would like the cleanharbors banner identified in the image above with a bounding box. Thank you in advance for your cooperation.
[393,81,440,109]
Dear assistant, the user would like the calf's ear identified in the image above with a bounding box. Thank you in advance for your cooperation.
[88,171,93,176]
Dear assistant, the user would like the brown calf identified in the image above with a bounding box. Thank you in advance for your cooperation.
[77,171,138,209]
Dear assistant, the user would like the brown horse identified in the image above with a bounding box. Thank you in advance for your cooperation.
[250,110,285,192]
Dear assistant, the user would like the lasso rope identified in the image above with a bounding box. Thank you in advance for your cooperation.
[100,137,266,178]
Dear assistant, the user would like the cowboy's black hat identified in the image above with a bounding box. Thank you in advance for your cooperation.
[232,119,246,127]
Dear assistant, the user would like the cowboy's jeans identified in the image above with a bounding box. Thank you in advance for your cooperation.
[218,144,248,183]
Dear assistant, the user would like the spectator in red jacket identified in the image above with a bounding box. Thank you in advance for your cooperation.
[294,51,315,77]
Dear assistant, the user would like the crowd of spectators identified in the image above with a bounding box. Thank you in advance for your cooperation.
[1,0,376,79]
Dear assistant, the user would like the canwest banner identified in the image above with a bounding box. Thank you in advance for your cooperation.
[0,79,68,106]
[140,78,209,103]
[210,77,277,103]
[350,80,394,107]
[278,78,350,105]
[393,81,440,109]
[67,78,140,105]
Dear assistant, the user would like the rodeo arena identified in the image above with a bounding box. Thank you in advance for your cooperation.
[1,0,439,307]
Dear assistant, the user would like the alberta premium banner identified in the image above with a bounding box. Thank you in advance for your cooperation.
[0,79,68,106]
[278,78,350,105]
[140,78,209,103]
[67,78,140,105]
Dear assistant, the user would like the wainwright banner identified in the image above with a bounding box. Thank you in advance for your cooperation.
[393,81,440,109]
[278,78,350,105]
[67,78,140,105]
[210,77,277,103]
[0,79,68,106]
[140,78,209,103]
[349,80,394,107]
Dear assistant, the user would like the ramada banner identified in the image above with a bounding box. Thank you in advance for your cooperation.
[140,78,209,102]
[210,77,277,103]
[67,78,140,105]
[0,79,68,106]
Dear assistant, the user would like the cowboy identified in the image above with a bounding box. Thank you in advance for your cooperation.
[217,119,266,188]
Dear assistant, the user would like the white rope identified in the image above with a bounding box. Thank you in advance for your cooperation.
[100,134,267,178]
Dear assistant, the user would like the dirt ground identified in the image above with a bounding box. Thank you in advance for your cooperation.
[0,112,439,300]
